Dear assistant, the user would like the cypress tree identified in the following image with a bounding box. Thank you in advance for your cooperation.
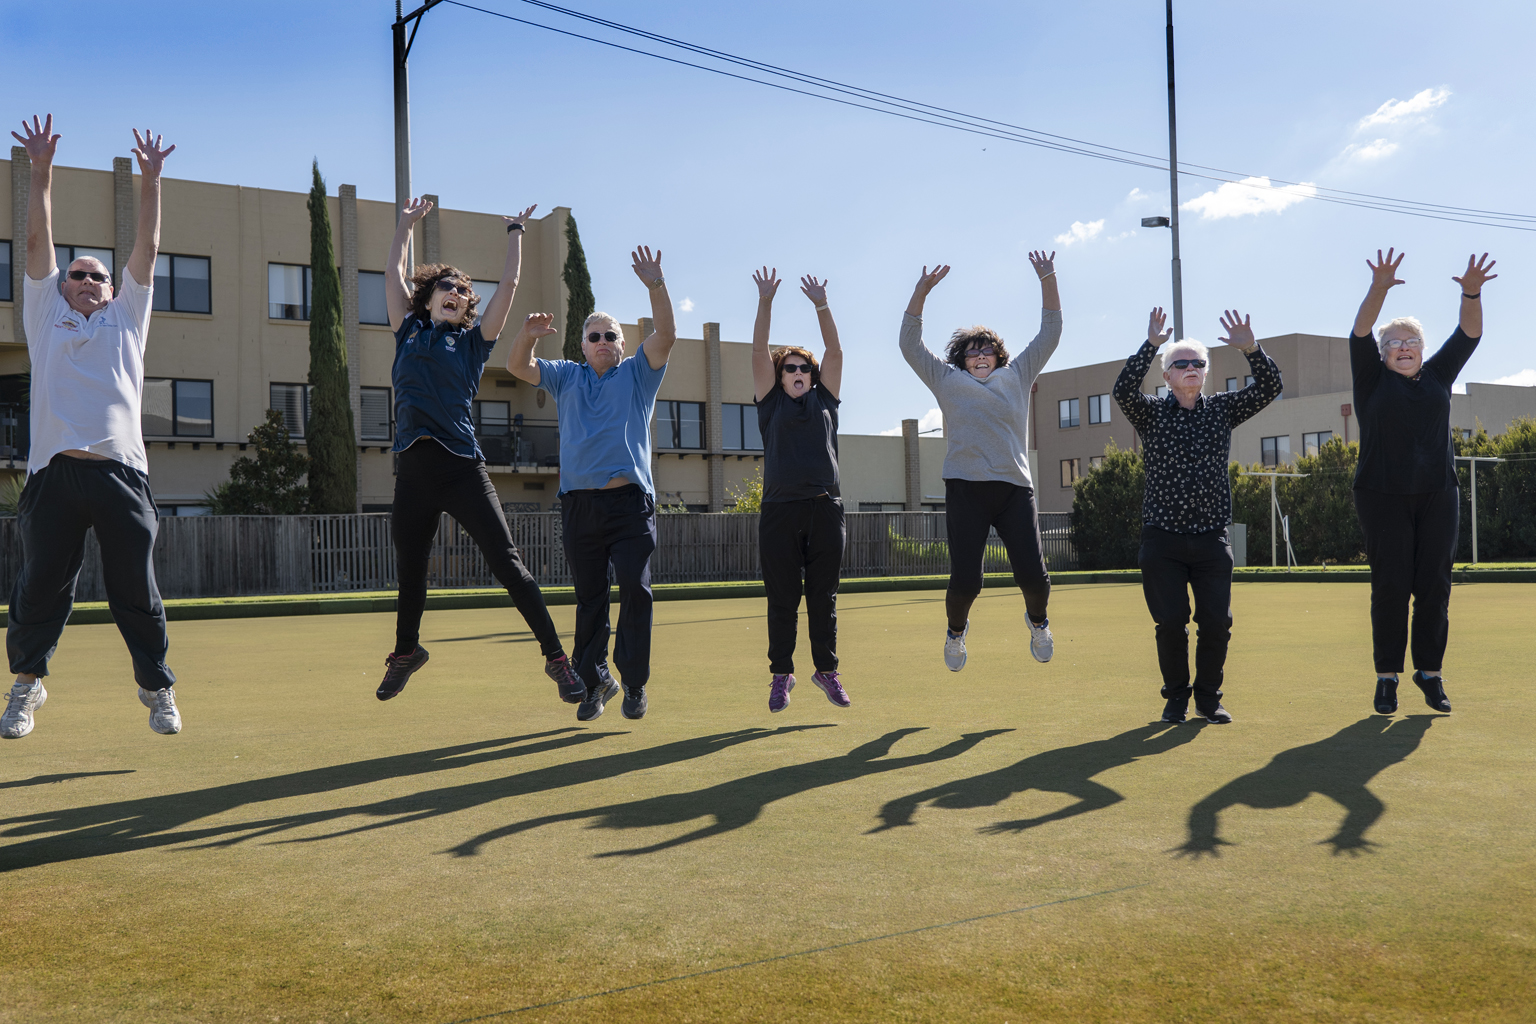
[305,160,357,512]
[562,211,594,363]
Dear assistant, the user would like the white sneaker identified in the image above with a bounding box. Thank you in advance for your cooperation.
[1,679,47,739]
[1029,618,1054,663]
[138,686,182,735]
[944,623,969,672]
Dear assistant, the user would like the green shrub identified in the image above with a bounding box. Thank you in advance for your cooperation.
[1070,441,1144,569]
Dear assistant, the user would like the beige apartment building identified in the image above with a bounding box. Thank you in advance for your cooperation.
[2,151,946,515]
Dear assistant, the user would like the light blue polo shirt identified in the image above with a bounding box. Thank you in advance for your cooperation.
[536,342,667,496]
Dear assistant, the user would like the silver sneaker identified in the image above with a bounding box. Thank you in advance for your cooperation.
[1028,618,1054,663]
[138,686,182,735]
[944,623,969,672]
[1,679,47,739]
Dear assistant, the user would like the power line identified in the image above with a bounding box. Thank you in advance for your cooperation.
[441,0,1536,233]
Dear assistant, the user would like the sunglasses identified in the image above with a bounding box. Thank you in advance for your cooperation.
[782,362,813,374]
[68,269,110,283]
[1169,359,1207,370]
[964,346,997,359]
[586,331,620,344]
[434,279,471,296]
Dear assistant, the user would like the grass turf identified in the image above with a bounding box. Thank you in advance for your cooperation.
[0,582,1531,1023]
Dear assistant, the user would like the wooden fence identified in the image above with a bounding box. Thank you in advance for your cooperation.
[0,511,1077,601]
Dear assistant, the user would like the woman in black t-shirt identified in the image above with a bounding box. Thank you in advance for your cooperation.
[750,267,850,714]
[1348,249,1497,716]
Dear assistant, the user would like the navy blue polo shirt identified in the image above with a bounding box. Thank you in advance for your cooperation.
[391,317,496,458]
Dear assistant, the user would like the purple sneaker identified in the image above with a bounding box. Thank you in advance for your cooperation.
[544,655,586,705]
[769,673,795,713]
[811,671,852,708]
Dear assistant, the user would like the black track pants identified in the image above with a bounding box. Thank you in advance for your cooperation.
[759,496,845,675]
[560,484,657,690]
[943,478,1051,633]
[1353,487,1458,674]
[1137,525,1233,703]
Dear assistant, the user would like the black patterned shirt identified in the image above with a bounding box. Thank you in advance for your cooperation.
[1112,341,1283,534]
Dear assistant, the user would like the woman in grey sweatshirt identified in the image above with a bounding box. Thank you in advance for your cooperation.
[899,252,1063,672]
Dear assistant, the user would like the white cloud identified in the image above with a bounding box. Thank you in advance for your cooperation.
[1487,369,1536,387]
[1054,219,1105,246]
[1181,176,1317,220]
[1127,187,1151,203]
[1340,138,1399,163]
[879,408,943,436]
[1357,87,1450,130]
[678,297,695,313]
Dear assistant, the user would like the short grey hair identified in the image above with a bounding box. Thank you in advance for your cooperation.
[1375,316,1424,359]
[1159,338,1210,372]
[581,312,624,343]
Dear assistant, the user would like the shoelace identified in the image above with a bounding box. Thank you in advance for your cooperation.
[5,684,33,715]
[152,689,177,710]
[770,676,791,695]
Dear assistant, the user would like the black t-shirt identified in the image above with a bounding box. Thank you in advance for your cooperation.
[757,381,840,502]
[1351,327,1478,494]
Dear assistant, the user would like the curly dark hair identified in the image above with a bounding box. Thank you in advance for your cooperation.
[771,346,820,388]
[944,326,1009,371]
[408,263,480,327]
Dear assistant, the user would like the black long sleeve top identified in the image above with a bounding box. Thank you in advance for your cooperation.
[1351,327,1478,494]
[1113,341,1283,534]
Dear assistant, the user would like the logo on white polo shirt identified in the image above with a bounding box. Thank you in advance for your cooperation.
[55,317,81,332]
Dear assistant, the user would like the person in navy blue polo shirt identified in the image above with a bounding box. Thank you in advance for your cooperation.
[505,245,677,722]
[375,197,584,707]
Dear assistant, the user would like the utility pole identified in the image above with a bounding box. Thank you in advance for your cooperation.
[393,0,445,274]
[1165,0,1184,344]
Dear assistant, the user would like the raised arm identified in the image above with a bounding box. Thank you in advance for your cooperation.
[505,312,555,385]
[900,264,953,390]
[1112,307,1169,432]
[1215,309,1282,427]
[11,115,60,279]
[477,205,536,341]
[1009,250,1064,383]
[1452,252,1496,339]
[633,246,676,369]
[385,197,432,332]
[801,275,842,399]
[1351,248,1404,339]
[751,267,779,401]
[1031,249,1060,312]
[125,128,174,286]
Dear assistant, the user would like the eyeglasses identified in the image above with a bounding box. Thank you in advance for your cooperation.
[434,279,471,296]
[964,347,997,359]
[1384,337,1424,349]
[586,331,620,344]
[1169,359,1207,370]
[67,270,110,283]
[781,362,813,374]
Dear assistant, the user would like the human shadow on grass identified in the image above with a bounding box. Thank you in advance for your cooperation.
[1173,715,1438,859]
[870,723,1203,835]
[0,770,135,790]
[450,727,1008,858]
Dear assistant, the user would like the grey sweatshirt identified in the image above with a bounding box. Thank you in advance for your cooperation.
[899,309,1063,489]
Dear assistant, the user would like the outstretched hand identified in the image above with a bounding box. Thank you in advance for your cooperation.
[800,275,828,306]
[912,264,951,299]
[130,127,175,177]
[753,266,780,300]
[631,245,664,287]
[1366,248,1406,292]
[1147,306,1172,347]
[1028,250,1057,279]
[1217,309,1255,349]
[11,114,60,166]
[518,312,558,340]
[1453,252,1498,294]
[400,196,433,227]
[502,204,537,231]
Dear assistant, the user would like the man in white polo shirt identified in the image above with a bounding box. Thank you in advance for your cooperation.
[1,115,181,740]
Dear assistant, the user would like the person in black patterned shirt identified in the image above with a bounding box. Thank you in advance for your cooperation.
[1112,307,1282,724]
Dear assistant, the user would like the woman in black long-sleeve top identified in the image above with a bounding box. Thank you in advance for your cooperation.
[1349,249,1497,716]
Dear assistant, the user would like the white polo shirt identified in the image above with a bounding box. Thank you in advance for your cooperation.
[23,267,153,475]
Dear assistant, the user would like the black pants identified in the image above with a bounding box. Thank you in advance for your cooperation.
[760,496,844,675]
[1353,487,1458,674]
[943,479,1051,632]
[7,455,175,690]
[1138,525,1233,704]
[560,484,657,689]
[391,439,563,658]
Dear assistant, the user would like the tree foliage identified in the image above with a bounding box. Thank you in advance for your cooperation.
[305,160,357,513]
[725,467,764,513]
[1070,441,1144,569]
[562,212,594,364]
[205,410,311,514]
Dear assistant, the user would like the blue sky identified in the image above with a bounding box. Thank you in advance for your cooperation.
[5,0,1531,435]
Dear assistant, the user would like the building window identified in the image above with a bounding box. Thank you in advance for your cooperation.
[473,400,510,435]
[656,400,704,449]
[523,481,546,491]
[1087,393,1111,425]
[1155,385,1170,399]
[151,254,211,313]
[1245,375,1255,388]
[1225,377,1238,392]
[142,378,213,437]
[1302,430,1334,457]
[858,502,904,512]
[358,271,389,325]
[270,382,310,437]
[1060,458,1081,487]
[1089,455,1105,471]
[1261,435,1291,467]
[1058,397,1080,428]
[721,402,763,450]
[1457,427,1473,440]
[0,241,11,302]
[473,280,499,314]
[360,386,392,441]
[54,244,114,283]
[269,263,312,320]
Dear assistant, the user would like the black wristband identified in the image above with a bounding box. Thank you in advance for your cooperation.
[1462,291,1480,300]
[507,223,524,233]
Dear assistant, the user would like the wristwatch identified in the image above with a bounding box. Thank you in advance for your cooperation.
[506,223,525,233]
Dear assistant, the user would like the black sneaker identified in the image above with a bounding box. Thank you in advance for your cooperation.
[378,646,429,701]
[1373,677,1399,715]
[1412,671,1452,713]
[544,655,586,705]
[1161,693,1189,723]
[577,676,620,722]
[621,683,648,720]
[1194,701,1233,724]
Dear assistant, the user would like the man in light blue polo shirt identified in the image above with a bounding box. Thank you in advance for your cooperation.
[506,245,677,722]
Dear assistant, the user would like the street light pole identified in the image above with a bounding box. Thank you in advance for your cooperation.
[393,0,445,275]
[1165,0,1184,344]
[1455,455,1504,563]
